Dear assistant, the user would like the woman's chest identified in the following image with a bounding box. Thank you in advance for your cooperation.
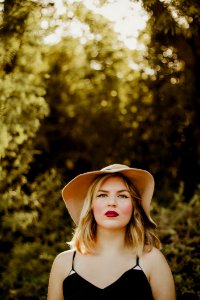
[63,268,153,300]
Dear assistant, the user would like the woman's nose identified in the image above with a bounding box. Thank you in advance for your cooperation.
[107,195,117,205]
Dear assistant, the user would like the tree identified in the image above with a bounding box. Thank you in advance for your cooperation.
[137,0,200,201]
[33,1,145,179]
[0,1,51,298]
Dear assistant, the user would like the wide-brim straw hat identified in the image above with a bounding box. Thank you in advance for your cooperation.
[62,164,155,224]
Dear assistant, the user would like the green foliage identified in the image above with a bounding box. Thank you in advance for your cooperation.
[0,168,72,300]
[0,0,49,186]
[133,0,200,202]
[153,184,200,299]
[2,243,51,300]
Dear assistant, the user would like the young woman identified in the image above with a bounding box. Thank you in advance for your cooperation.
[47,164,176,300]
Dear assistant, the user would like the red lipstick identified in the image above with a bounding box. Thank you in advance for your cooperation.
[105,210,119,217]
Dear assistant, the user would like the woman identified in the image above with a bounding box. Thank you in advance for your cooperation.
[47,164,176,300]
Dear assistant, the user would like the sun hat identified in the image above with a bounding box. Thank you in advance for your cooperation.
[62,164,155,224]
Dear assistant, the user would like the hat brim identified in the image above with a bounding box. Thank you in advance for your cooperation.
[62,166,154,224]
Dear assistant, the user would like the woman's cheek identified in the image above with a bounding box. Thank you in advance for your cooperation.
[121,202,133,215]
[92,200,104,215]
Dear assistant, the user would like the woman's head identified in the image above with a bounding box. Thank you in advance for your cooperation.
[68,173,160,254]
[62,164,155,224]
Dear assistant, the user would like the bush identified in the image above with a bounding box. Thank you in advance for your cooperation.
[153,184,200,299]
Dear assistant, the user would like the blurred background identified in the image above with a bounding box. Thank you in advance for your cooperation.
[0,0,199,299]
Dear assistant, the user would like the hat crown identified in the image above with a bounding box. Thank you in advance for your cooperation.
[101,164,129,172]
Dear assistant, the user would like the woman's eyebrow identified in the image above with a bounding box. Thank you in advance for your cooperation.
[117,189,130,193]
[97,189,130,193]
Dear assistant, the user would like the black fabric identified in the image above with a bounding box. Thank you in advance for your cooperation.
[63,252,154,300]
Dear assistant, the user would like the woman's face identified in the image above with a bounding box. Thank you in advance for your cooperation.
[92,176,133,230]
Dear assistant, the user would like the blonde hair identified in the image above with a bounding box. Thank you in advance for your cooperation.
[68,173,161,255]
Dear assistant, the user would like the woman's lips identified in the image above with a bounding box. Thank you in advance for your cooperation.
[105,211,119,217]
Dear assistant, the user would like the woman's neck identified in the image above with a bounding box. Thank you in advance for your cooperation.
[94,226,127,254]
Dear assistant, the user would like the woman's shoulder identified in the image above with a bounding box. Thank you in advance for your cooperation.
[141,248,176,299]
[54,249,75,266]
[51,249,75,278]
[142,246,169,265]
[140,247,170,276]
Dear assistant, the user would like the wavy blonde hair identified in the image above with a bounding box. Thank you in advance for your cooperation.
[68,173,161,255]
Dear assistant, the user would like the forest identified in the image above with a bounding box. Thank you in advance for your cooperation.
[0,0,200,299]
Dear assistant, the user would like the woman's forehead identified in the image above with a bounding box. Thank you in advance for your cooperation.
[99,175,128,188]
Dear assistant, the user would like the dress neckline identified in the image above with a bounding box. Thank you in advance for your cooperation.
[64,251,148,290]
[67,266,146,290]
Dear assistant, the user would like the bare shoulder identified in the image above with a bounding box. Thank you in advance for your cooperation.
[141,247,173,277]
[48,249,75,300]
[50,249,75,278]
[143,247,169,264]
[54,249,75,264]
[141,247,176,300]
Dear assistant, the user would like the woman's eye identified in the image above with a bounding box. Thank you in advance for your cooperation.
[119,194,129,198]
[97,193,107,198]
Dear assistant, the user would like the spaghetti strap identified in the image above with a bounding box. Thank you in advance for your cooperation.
[136,255,140,266]
[72,251,76,271]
